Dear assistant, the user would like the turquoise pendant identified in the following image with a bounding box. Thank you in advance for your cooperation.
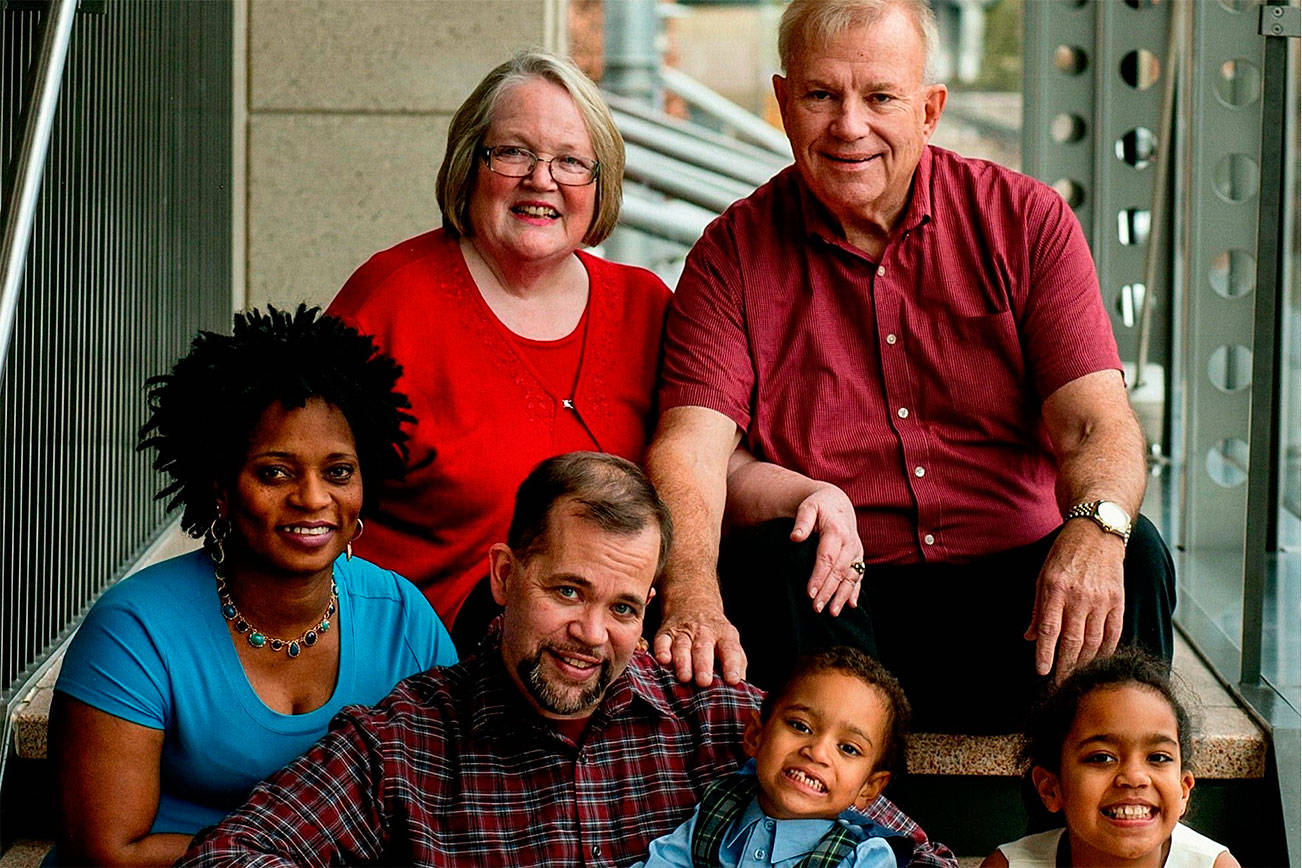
[287,642,301,658]
[319,619,331,633]
[248,632,267,648]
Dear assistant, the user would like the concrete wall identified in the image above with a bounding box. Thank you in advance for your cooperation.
[238,0,566,310]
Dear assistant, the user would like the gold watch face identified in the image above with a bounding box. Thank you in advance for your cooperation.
[1096,501,1129,532]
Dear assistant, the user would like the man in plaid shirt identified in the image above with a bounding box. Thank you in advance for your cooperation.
[178,453,954,867]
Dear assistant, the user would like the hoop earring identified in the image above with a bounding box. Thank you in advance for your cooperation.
[346,517,364,561]
[206,516,231,566]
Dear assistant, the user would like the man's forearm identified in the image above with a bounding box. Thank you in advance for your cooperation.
[724,451,828,529]
[645,406,749,683]
[177,720,385,867]
[1044,370,1148,518]
[645,422,736,604]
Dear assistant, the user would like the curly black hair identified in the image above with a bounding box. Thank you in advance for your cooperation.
[1020,647,1197,775]
[138,304,413,537]
[759,645,912,778]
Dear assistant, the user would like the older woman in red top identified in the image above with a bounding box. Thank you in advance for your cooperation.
[328,50,669,649]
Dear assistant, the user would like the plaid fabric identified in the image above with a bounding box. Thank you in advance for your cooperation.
[178,644,955,867]
[690,773,757,865]
[689,774,857,868]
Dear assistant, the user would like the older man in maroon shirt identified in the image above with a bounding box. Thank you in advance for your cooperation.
[646,0,1174,731]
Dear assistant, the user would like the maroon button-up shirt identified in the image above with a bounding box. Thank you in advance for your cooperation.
[660,146,1121,564]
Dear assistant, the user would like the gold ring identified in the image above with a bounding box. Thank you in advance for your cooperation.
[850,561,866,576]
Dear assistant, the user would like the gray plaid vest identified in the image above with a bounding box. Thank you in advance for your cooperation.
[688,773,859,868]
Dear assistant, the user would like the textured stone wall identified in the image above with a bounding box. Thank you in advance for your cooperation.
[241,0,564,309]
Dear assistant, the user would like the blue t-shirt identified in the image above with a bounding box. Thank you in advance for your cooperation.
[55,550,457,835]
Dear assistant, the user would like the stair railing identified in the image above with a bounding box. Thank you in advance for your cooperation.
[0,0,79,381]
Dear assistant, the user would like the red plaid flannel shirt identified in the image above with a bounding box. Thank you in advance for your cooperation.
[178,646,955,867]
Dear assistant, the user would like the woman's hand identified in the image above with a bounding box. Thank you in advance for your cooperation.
[791,482,864,616]
[52,694,193,866]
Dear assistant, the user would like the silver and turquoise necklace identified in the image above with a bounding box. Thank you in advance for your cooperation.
[216,568,336,659]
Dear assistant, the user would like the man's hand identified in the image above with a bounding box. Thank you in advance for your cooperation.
[791,483,864,616]
[1025,519,1126,681]
[653,589,747,686]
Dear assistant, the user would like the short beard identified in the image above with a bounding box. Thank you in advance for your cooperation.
[518,646,612,716]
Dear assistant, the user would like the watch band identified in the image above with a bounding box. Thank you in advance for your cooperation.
[1065,500,1132,545]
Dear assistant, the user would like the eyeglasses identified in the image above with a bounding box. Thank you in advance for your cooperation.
[480,145,600,186]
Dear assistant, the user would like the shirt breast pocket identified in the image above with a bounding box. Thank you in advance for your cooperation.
[916,310,1030,436]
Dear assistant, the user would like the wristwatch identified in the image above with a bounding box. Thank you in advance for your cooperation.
[1065,500,1132,545]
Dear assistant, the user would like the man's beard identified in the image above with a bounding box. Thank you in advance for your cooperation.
[517,645,613,716]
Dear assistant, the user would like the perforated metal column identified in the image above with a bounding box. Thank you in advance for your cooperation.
[1023,0,1171,369]
[1180,0,1265,558]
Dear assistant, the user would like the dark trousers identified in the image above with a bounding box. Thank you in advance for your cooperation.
[719,516,1175,733]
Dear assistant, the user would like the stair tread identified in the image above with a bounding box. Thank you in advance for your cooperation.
[12,637,1265,778]
[0,840,50,868]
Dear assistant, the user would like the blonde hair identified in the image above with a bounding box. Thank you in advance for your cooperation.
[778,0,939,83]
[436,50,624,247]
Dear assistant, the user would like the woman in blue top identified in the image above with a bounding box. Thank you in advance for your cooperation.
[50,306,458,866]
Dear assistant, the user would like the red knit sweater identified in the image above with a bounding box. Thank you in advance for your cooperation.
[328,229,670,623]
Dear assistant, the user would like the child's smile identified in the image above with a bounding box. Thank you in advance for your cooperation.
[1034,684,1195,867]
[744,670,891,820]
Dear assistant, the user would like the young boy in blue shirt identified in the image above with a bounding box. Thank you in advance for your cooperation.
[635,646,916,868]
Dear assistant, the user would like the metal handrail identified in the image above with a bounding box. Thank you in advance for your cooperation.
[620,191,716,246]
[1132,0,1187,395]
[660,66,792,158]
[605,91,790,173]
[623,142,755,213]
[0,0,79,381]
[612,108,784,188]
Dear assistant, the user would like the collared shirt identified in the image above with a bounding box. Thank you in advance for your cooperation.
[660,146,1121,565]
[636,762,902,868]
[178,645,955,867]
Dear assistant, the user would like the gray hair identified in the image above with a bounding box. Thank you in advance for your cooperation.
[436,50,624,247]
[778,0,939,84]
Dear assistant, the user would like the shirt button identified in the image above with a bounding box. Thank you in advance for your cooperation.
[755,850,766,860]
[764,819,774,831]
[876,265,886,276]
[914,466,925,478]
[897,407,909,419]
[924,533,935,545]
[886,333,897,345]
[591,844,601,857]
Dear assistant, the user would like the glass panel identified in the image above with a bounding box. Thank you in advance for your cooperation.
[1263,35,1300,709]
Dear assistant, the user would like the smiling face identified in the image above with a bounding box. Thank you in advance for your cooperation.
[1033,685,1195,867]
[744,669,892,820]
[467,76,598,272]
[773,8,945,245]
[220,397,362,583]
[490,500,659,719]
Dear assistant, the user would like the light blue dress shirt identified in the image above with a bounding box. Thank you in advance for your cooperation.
[634,769,899,867]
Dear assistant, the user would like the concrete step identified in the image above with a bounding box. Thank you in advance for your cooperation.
[4,635,1270,865]
[0,840,48,868]
[904,636,1266,782]
[11,636,1265,773]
